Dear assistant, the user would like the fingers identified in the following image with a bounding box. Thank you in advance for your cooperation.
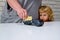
[23,9,28,20]
[17,8,28,20]
[22,11,25,20]
[18,12,23,19]
[24,9,28,17]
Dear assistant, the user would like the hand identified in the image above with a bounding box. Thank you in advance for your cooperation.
[17,8,28,20]
[7,0,28,20]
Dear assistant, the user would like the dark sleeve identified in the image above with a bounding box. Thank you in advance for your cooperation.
[7,0,24,11]
[7,2,12,11]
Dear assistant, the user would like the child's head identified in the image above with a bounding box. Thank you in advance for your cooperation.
[38,6,54,22]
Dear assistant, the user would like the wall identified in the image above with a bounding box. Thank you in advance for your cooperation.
[0,0,6,22]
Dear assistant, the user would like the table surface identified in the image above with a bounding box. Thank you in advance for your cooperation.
[0,22,60,40]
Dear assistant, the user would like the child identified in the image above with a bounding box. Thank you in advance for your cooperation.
[38,6,54,22]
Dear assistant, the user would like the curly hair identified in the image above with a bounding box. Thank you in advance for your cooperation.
[38,6,54,21]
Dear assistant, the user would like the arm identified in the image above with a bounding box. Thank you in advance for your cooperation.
[7,0,27,19]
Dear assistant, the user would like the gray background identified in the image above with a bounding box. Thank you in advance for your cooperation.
[0,0,60,22]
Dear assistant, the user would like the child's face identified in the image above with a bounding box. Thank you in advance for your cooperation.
[40,12,49,22]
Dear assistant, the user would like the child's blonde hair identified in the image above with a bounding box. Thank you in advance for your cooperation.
[38,6,54,21]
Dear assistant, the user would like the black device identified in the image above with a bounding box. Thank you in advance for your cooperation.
[23,19,44,27]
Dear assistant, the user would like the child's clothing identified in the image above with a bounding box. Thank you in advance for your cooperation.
[1,0,42,23]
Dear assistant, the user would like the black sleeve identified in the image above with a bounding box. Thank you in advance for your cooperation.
[7,2,12,10]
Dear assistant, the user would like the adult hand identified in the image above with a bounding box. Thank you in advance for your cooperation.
[7,0,28,20]
[17,8,28,20]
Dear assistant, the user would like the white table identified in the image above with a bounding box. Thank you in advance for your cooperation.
[0,22,60,40]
